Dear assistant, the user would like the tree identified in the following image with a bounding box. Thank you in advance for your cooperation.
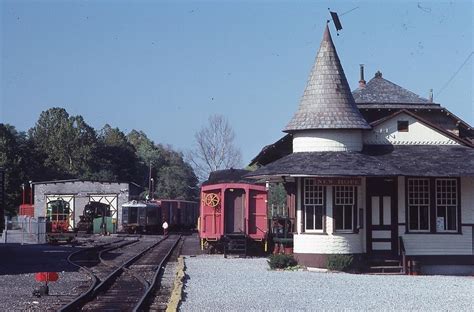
[0,124,43,216]
[187,114,242,181]
[91,124,139,182]
[127,130,199,200]
[29,107,97,178]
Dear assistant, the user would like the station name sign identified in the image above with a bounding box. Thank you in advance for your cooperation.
[313,177,361,186]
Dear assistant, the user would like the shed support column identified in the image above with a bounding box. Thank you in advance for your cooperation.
[297,178,302,234]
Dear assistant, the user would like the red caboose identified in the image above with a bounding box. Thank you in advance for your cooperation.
[199,169,268,255]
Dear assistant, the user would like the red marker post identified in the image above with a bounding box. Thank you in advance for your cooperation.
[34,272,59,297]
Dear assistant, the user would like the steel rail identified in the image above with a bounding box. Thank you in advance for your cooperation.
[133,235,182,312]
[91,236,168,296]
[59,238,139,312]
[60,239,126,312]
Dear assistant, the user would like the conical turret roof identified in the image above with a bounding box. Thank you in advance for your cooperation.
[284,25,371,132]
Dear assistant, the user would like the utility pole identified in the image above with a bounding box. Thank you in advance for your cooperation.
[148,162,152,201]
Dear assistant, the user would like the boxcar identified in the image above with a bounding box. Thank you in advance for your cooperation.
[199,169,268,254]
[152,199,199,230]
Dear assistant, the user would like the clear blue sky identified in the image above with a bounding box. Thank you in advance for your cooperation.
[1,0,473,164]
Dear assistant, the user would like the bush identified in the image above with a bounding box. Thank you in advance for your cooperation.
[268,254,297,270]
[326,254,353,271]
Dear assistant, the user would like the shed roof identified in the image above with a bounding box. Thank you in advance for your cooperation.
[246,145,474,179]
[284,25,370,132]
[353,72,431,104]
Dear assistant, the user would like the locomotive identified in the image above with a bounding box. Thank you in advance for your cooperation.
[76,202,112,234]
[198,169,268,255]
[121,199,198,234]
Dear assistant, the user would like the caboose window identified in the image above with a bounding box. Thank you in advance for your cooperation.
[304,178,325,232]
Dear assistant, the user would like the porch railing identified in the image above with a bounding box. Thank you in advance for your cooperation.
[398,236,407,274]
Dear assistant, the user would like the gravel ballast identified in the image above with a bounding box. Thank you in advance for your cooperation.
[180,256,473,311]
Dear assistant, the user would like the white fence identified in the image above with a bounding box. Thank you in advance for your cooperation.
[1,216,47,244]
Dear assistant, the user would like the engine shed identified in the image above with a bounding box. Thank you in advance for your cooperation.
[32,179,141,232]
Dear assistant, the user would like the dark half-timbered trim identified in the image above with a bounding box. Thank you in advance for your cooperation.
[405,177,462,234]
[366,177,398,256]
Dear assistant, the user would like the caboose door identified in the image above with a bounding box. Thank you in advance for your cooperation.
[224,189,245,233]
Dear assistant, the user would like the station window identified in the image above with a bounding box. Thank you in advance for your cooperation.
[397,120,409,132]
[334,186,356,232]
[408,178,430,232]
[304,179,324,232]
[436,179,458,232]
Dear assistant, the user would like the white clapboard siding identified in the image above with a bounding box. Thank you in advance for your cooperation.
[400,226,473,255]
[294,232,364,254]
[293,130,363,152]
[364,112,459,145]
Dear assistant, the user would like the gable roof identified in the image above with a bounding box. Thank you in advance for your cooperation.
[353,71,431,104]
[284,25,370,132]
[370,109,474,147]
[249,134,293,167]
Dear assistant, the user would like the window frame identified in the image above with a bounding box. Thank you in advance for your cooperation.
[303,178,326,233]
[333,185,358,233]
[405,177,462,234]
[435,178,458,233]
[397,120,409,132]
[407,178,431,233]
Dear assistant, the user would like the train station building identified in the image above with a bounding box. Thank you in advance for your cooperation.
[248,25,474,274]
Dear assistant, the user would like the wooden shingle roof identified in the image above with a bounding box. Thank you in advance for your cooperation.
[284,25,370,132]
[353,72,431,104]
[246,145,474,179]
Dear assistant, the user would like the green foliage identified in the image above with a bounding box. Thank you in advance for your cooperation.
[326,254,353,272]
[29,107,97,179]
[127,130,198,201]
[93,124,138,182]
[267,254,297,270]
[1,107,200,220]
[268,183,287,208]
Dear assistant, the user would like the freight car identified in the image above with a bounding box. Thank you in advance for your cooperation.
[121,199,198,234]
[199,169,268,255]
[154,199,199,230]
[122,201,161,234]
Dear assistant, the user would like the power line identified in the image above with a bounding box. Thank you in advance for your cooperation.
[437,51,473,97]
[340,7,359,17]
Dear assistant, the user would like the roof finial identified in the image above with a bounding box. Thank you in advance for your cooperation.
[429,89,433,102]
[375,71,383,78]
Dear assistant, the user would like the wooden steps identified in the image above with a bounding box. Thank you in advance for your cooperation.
[368,257,405,275]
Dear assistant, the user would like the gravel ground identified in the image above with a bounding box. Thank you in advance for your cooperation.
[0,271,90,311]
[180,256,473,311]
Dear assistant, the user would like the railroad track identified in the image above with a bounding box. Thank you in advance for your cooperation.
[59,235,181,312]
